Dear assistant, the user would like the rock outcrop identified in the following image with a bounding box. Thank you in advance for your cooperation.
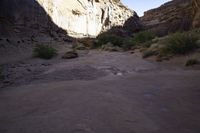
[37,0,138,37]
[0,0,140,38]
[141,0,200,36]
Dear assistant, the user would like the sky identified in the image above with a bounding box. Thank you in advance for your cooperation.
[121,0,171,16]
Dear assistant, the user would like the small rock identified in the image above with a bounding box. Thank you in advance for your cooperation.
[26,68,32,72]
[6,39,10,43]
[116,72,123,76]
[62,51,78,59]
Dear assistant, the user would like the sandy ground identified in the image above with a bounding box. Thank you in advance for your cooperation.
[0,46,200,133]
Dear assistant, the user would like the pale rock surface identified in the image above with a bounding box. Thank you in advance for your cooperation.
[37,0,135,37]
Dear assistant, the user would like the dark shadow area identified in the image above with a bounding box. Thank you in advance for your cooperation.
[0,0,72,41]
[0,0,74,65]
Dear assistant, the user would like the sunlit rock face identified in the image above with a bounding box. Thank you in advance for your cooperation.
[141,0,200,36]
[36,0,136,37]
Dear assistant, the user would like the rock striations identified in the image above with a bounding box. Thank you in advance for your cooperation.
[0,0,139,38]
[141,0,200,36]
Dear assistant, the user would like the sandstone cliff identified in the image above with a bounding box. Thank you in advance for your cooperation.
[141,0,200,36]
[37,0,138,37]
[0,0,139,38]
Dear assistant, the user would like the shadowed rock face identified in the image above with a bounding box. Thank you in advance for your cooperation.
[141,0,200,36]
[0,0,68,38]
[0,0,140,38]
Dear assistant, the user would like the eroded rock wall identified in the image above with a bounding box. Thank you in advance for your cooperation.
[141,0,200,36]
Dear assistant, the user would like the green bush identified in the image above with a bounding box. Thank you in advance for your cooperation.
[33,44,57,59]
[132,31,156,44]
[95,33,124,48]
[122,38,135,50]
[93,31,156,51]
[123,31,155,50]
[161,32,199,55]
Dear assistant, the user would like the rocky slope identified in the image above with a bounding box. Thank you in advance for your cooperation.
[0,0,140,38]
[141,0,200,36]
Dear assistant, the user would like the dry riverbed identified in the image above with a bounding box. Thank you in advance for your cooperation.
[0,47,200,133]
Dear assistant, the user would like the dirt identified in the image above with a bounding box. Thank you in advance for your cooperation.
[0,45,200,133]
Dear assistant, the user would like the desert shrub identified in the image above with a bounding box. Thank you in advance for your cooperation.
[33,44,57,59]
[122,31,157,50]
[160,32,198,55]
[101,42,122,51]
[132,31,156,44]
[185,59,199,66]
[95,33,124,48]
[122,38,135,50]
[93,31,156,50]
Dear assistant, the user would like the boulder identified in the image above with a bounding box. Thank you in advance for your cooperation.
[62,51,78,59]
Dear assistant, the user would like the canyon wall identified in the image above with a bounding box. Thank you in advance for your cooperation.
[141,0,200,36]
[37,0,138,37]
[0,0,140,38]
